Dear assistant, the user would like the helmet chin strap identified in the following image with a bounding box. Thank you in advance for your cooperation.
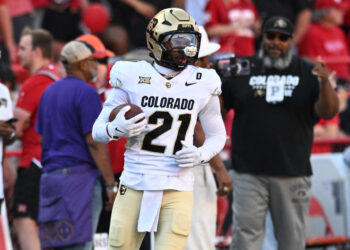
[156,54,188,71]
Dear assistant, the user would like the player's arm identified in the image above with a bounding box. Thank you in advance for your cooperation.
[92,88,146,143]
[92,88,127,143]
[176,95,226,167]
[193,121,232,195]
[197,95,227,162]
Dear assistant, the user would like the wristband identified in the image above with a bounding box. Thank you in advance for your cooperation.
[106,181,119,193]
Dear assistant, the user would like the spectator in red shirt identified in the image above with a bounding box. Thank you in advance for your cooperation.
[6,0,34,43]
[298,0,350,80]
[13,28,59,250]
[0,0,16,64]
[204,0,260,56]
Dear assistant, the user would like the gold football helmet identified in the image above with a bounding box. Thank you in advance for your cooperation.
[146,8,201,71]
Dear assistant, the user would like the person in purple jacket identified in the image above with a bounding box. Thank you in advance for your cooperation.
[36,40,117,250]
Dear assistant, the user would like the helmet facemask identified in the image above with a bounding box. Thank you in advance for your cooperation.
[160,32,200,70]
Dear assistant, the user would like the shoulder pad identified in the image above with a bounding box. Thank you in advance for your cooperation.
[109,61,149,88]
[194,67,222,96]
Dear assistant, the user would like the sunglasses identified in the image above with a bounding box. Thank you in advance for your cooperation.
[97,57,108,64]
[265,32,291,42]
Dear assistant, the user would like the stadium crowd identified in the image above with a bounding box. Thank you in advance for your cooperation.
[1,0,350,249]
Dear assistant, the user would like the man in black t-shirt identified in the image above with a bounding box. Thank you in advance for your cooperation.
[221,16,339,250]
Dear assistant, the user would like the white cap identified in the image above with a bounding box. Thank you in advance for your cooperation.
[198,26,220,58]
[61,40,102,64]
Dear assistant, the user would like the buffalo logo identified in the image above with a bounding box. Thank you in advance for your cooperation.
[39,222,58,244]
[57,220,74,241]
[297,190,307,198]
[120,185,127,195]
[0,98,8,108]
[147,18,157,32]
[274,19,287,28]
[255,89,265,97]
[139,77,151,84]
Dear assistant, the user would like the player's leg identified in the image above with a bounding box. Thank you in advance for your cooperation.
[269,176,311,250]
[154,190,193,250]
[108,184,146,250]
[13,161,42,250]
[230,171,269,250]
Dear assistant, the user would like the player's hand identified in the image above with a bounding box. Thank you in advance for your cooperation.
[107,105,146,139]
[176,140,203,168]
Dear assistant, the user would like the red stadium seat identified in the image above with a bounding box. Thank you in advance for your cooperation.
[306,196,349,249]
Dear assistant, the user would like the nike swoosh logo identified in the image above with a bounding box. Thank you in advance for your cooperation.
[185,82,197,86]
[115,127,124,133]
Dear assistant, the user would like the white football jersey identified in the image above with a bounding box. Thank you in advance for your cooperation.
[94,60,224,190]
[0,83,13,199]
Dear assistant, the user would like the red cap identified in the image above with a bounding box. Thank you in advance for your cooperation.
[315,0,349,9]
[82,3,110,34]
[76,34,114,59]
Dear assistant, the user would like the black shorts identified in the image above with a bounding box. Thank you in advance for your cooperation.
[13,161,42,220]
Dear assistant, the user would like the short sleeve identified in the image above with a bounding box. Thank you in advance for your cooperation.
[317,114,339,126]
[16,76,50,114]
[207,69,222,96]
[78,86,102,135]
[36,95,44,135]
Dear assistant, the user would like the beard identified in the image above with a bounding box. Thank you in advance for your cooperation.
[88,65,98,83]
[258,43,292,70]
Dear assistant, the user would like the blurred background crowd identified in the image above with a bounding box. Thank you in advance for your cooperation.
[2,0,350,248]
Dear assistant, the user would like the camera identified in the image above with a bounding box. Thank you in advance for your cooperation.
[210,52,251,78]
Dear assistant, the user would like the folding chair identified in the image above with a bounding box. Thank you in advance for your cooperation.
[306,196,349,249]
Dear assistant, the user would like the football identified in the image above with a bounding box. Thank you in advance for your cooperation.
[108,104,144,122]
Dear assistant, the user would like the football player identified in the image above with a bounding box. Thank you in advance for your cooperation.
[92,8,226,250]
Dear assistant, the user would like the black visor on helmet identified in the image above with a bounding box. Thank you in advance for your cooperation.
[158,32,200,71]
[163,33,198,49]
